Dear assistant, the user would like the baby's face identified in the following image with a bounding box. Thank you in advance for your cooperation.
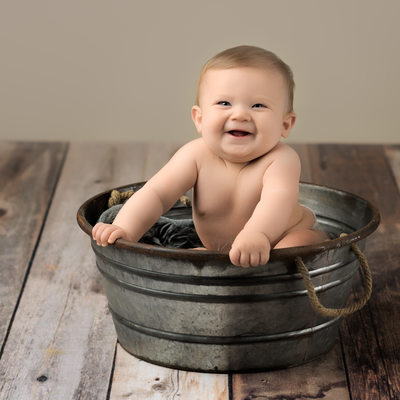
[192,67,295,163]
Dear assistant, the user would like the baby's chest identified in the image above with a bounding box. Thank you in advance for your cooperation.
[194,169,263,216]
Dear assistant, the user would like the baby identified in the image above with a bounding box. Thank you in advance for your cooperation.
[92,45,328,267]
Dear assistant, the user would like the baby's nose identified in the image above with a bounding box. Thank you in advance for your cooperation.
[231,105,251,121]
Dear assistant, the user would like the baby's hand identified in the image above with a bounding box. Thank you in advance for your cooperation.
[229,230,271,267]
[92,222,129,247]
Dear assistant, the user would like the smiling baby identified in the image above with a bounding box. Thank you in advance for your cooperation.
[92,45,328,267]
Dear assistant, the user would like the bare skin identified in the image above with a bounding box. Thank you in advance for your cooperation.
[92,67,328,267]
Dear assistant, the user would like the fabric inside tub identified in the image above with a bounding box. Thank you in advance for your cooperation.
[98,204,336,249]
[98,204,203,248]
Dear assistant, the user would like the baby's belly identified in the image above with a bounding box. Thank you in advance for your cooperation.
[193,203,315,252]
[193,213,245,253]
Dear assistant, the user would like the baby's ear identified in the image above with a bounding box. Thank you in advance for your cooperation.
[191,105,202,134]
[281,112,296,138]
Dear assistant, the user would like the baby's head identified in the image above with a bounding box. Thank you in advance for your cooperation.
[195,45,295,114]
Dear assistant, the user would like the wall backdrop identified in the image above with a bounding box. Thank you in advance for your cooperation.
[1,0,399,143]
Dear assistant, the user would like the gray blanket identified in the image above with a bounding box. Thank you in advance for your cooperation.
[98,205,203,248]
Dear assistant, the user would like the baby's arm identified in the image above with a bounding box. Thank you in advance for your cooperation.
[229,145,301,267]
[92,141,199,246]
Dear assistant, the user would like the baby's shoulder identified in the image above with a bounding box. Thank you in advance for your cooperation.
[264,142,300,167]
[177,138,205,155]
[171,138,205,162]
[269,142,299,159]
[248,143,300,178]
[177,138,216,162]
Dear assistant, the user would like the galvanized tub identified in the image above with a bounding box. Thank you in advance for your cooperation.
[77,182,380,372]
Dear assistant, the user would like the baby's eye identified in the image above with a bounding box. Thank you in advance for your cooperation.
[217,101,231,106]
[252,103,267,109]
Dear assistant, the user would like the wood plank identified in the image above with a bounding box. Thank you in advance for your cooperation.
[109,142,229,400]
[232,144,351,400]
[0,142,154,399]
[308,144,399,399]
[233,345,349,400]
[384,145,400,192]
[111,346,228,400]
[0,141,67,350]
[291,143,313,183]
[0,141,227,399]
[381,144,400,397]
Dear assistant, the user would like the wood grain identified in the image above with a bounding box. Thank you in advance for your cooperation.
[292,143,313,183]
[0,142,128,399]
[233,345,349,400]
[0,141,228,400]
[384,145,400,192]
[1,142,398,399]
[308,144,399,399]
[111,346,228,400]
[0,142,67,350]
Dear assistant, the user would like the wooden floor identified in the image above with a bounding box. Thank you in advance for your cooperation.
[0,141,399,400]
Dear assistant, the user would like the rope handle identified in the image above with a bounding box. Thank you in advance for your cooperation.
[107,189,191,208]
[108,189,135,208]
[295,235,373,317]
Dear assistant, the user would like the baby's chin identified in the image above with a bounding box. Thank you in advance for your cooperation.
[219,148,270,164]
[202,137,274,164]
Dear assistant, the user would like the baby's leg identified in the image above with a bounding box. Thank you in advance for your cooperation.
[274,229,329,249]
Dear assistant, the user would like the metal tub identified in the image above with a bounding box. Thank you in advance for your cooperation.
[77,182,380,372]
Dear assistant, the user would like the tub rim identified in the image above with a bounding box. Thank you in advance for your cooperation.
[77,181,380,261]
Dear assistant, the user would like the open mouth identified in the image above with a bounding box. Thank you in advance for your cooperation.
[228,130,251,137]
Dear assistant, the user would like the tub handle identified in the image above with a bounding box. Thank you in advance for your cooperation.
[295,239,373,317]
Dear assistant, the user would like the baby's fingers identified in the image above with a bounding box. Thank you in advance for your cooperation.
[230,248,251,268]
[92,222,107,242]
[98,225,119,246]
[229,247,242,267]
[92,223,114,246]
[249,252,261,267]
[92,223,100,239]
[259,251,269,266]
[107,228,124,244]
[250,251,269,267]
[230,248,269,268]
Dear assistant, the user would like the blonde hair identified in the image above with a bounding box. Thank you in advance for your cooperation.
[195,45,295,113]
